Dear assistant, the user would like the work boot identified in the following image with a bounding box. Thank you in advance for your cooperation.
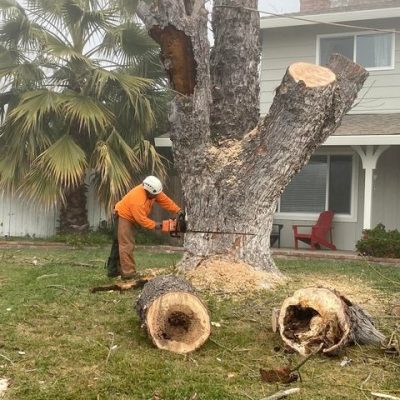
[105,257,120,278]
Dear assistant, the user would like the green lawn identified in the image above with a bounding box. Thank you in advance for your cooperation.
[0,247,399,399]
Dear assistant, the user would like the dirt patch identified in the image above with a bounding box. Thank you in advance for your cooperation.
[186,257,284,294]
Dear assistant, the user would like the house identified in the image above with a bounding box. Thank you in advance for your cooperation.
[258,0,400,250]
[2,1,399,248]
[155,0,400,251]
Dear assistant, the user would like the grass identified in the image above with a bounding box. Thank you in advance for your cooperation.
[0,247,399,400]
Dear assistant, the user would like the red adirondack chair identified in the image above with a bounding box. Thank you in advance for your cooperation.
[292,211,336,250]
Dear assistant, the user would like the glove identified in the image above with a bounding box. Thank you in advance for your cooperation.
[177,210,186,219]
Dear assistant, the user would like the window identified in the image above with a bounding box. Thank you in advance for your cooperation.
[318,32,394,70]
[278,155,353,215]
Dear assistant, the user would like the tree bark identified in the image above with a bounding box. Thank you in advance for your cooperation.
[59,183,89,233]
[277,287,385,356]
[137,1,368,274]
[136,275,211,353]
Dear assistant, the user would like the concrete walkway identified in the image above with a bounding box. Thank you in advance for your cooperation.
[0,240,399,265]
[272,247,400,266]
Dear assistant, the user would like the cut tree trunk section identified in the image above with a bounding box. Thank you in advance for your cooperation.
[136,275,211,353]
[277,287,385,356]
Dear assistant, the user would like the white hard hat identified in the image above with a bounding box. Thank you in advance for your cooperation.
[143,176,163,195]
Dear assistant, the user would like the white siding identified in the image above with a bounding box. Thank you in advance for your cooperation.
[86,180,107,229]
[0,194,57,238]
[261,18,400,115]
[0,180,106,238]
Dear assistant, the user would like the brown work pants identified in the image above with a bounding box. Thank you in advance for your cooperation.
[117,216,137,278]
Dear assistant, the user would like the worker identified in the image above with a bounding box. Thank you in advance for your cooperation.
[106,176,182,280]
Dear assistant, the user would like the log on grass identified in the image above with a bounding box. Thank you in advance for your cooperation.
[136,275,211,353]
[277,287,385,356]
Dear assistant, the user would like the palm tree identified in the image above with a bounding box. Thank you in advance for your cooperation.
[0,0,168,232]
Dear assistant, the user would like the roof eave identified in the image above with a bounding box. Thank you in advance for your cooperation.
[155,134,400,148]
[260,7,400,29]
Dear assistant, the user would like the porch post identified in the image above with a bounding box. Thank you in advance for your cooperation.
[352,145,389,229]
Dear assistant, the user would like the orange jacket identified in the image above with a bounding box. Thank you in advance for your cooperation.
[114,184,180,229]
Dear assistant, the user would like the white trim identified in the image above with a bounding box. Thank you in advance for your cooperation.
[324,134,400,145]
[155,134,400,147]
[154,136,172,147]
[316,31,395,71]
[260,7,400,29]
[276,152,359,223]
[352,145,389,229]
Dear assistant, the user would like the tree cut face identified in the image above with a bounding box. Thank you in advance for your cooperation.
[288,63,336,88]
[278,287,384,356]
[146,292,210,353]
[279,287,350,355]
[136,275,211,354]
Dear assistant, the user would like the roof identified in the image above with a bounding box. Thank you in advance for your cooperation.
[260,7,400,29]
[334,114,400,135]
[155,114,400,148]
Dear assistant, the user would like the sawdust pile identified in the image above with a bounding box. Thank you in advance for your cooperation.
[298,275,388,314]
[186,257,284,294]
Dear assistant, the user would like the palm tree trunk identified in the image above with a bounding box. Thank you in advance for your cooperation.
[59,183,89,233]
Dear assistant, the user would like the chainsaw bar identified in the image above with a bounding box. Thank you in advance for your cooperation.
[187,230,256,236]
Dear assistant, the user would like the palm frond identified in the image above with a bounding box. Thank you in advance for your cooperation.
[133,139,167,179]
[61,90,114,133]
[88,68,151,103]
[108,0,138,18]
[0,148,29,192]
[90,140,135,210]
[0,0,25,18]
[100,22,157,64]
[0,13,46,49]
[44,32,91,62]
[7,89,62,133]
[17,167,65,209]
[33,134,87,188]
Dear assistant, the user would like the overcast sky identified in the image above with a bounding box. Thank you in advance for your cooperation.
[258,0,300,15]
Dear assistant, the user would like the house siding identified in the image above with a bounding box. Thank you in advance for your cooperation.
[273,145,400,250]
[0,194,58,238]
[260,18,400,115]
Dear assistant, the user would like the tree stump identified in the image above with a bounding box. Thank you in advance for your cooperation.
[277,287,385,356]
[136,275,211,353]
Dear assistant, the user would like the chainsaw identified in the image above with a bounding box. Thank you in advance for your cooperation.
[161,211,255,238]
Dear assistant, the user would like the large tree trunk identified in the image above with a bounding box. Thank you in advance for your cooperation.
[137,1,368,274]
[59,184,89,233]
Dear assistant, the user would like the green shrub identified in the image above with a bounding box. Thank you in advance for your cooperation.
[356,223,400,258]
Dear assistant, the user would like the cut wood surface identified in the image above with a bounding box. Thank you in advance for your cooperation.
[289,62,336,88]
[278,287,385,356]
[136,275,211,354]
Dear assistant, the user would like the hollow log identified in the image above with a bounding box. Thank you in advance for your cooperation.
[277,287,385,356]
[136,275,211,353]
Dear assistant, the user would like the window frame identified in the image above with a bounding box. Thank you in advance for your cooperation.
[316,30,396,71]
[275,149,359,222]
